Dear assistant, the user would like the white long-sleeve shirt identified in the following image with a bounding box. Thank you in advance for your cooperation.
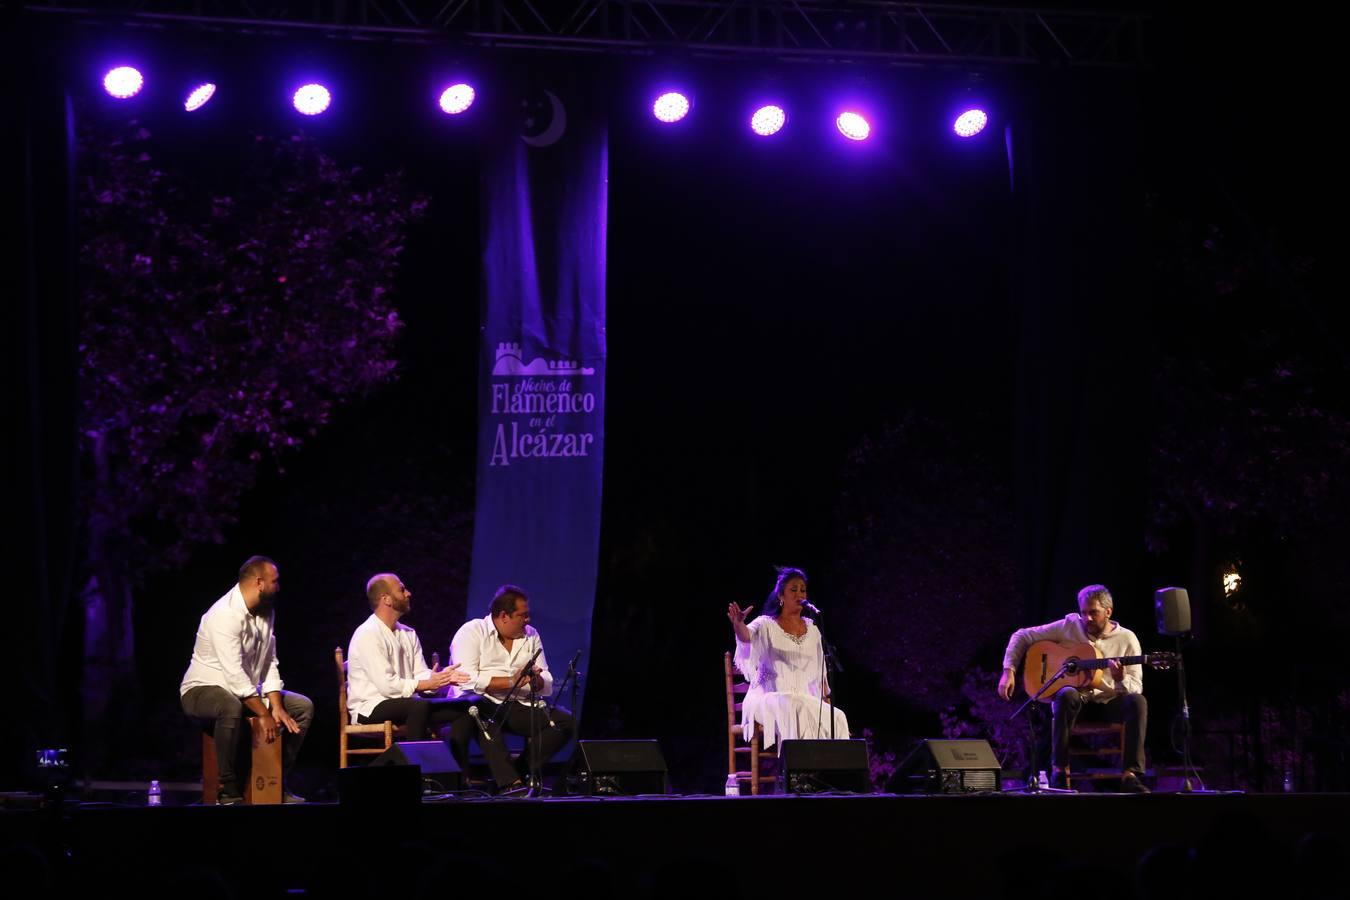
[345,613,434,723]
[1002,613,1143,702]
[449,615,553,707]
[180,585,284,700]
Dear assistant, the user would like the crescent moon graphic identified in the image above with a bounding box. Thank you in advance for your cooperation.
[522,90,567,148]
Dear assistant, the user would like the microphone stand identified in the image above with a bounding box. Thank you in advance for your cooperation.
[486,646,544,794]
[549,651,581,728]
[1002,660,1079,794]
[487,646,544,728]
[810,605,842,741]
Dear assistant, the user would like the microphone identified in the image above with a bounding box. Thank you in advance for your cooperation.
[802,600,823,618]
[566,649,582,675]
[468,705,492,741]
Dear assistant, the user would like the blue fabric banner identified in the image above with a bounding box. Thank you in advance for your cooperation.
[467,69,606,738]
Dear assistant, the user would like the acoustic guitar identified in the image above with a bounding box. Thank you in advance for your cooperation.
[1021,640,1176,701]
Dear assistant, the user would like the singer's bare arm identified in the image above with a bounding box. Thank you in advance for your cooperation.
[727,603,754,643]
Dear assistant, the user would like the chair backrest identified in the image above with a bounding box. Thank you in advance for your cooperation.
[723,654,750,747]
[334,647,349,725]
[334,645,439,729]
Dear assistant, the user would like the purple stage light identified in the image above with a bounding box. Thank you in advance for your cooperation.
[184,83,217,112]
[750,105,786,137]
[954,108,989,138]
[652,92,691,124]
[836,111,871,142]
[293,83,332,116]
[103,66,144,100]
[439,83,475,115]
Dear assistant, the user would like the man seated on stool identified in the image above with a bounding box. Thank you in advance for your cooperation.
[180,556,313,805]
[346,572,521,791]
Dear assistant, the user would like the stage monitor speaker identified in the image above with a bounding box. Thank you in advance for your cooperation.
[570,740,668,796]
[372,740,464,791]
[893,739,1001,794]
[1155,587,1192,636]
[778,739,872,794]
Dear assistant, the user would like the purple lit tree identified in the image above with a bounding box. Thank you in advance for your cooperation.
[832,413,1023,779]
[1145,212,1350,558]
[76,115,426,748]
[1144,190,1350,789]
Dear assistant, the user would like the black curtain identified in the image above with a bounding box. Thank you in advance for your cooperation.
[1013,70,1151,625]
[4,13,82,784]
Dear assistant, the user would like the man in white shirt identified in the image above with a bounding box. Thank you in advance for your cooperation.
[180,556,314,805]
[997,584,1150,792]
[346,573,520,789]
[449,585,575,791]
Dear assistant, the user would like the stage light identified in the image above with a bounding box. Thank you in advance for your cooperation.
[438,83,475,115]
[953,108,989,138]
[292,83,332,116]
[836,111,870,141]
[1222,565,1242,598]
[184,83,217,112]
[750,105,786,137]
[652,92,691,124]
[103,66,144,100]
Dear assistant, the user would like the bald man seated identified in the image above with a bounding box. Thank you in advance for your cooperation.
[345,573,521,791]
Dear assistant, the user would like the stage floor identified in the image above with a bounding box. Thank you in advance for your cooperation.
[3,791,1345,898]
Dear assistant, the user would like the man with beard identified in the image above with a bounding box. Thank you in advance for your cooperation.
[997,584,1150,792]
[181,556,314,805]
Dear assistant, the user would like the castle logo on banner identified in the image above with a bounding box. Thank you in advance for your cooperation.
[489,342,597,466]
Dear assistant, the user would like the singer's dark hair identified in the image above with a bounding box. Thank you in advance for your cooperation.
[763,567,807,617]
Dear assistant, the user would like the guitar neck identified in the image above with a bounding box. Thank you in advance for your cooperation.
[1074,655,1145,670]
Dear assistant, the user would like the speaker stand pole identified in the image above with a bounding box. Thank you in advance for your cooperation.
[1171,635,1217,793]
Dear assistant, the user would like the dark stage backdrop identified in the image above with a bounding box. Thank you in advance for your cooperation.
[27,19,1331,793]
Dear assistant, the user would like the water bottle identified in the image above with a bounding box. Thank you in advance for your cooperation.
[1037,770,1049,790]
[1282,769,1294,793]
[724,774,740,797]
[148,779,162,807]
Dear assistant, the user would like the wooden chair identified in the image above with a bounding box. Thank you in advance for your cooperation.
[1068,722,1127,785]
[724,651,776,795]
[335,646,408,767]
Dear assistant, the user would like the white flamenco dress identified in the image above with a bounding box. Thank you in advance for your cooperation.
[734,615,850,749]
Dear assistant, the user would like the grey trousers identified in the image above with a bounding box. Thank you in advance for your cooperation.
[182,686,314,789]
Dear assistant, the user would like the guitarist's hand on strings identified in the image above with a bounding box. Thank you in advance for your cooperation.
[997,668,1017,701]
[1107,659,1124,683]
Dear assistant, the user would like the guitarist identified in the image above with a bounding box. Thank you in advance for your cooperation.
[996,584,1150,792]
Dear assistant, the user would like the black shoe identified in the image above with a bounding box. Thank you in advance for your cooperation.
[282,791,307,804]
[216,787,244,806]
[1050,770,1071,791]
[498,781,531,798]
[1120,773,1151,794]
